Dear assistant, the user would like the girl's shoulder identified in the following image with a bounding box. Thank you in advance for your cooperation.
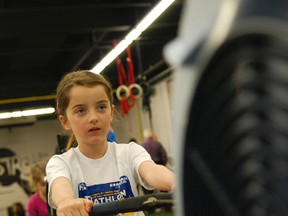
[27,192,40,204]
[48,147,77,164]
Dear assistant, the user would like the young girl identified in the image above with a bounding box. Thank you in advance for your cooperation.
[27,160,48,216]
[46,70,175,216]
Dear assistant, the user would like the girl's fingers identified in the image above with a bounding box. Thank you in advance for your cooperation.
[84,199,94,213]
[56,198,92,216]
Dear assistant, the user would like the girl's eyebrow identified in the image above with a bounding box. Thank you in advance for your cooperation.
[97,99,109,104]
[71,100,109,109]
[71,104,85,109]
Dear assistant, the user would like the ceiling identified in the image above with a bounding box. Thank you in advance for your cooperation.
[0,0,183,113]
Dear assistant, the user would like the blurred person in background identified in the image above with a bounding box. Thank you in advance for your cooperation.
[141,128,168,166]
[27,160,48,216]
[141,128,168,196]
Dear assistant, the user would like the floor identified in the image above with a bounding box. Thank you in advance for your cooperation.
[146,213,174,216]
[145,208,174,216]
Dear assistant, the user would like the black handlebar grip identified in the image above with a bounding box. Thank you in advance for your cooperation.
[89,193,173,216]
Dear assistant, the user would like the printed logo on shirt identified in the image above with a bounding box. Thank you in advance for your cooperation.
[78,175,134,204]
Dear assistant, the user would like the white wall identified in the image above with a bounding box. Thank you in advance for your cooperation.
[0,119,62,216]
[112,76,174,158]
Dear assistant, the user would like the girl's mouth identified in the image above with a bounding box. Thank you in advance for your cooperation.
[89,127,100,132]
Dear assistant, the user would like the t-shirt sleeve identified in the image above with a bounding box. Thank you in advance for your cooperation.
[128,142,154,190]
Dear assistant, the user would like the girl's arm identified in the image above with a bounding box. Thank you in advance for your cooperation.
[50,177,93,216]
[139,161,175,191]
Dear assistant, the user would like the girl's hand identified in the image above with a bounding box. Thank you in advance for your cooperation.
[56,198,93,216]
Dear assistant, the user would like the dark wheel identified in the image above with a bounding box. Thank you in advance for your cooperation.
[183,20,288,216]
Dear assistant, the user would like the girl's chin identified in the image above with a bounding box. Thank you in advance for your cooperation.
[88,137,107,145]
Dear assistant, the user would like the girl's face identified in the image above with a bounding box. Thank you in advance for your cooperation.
[59,85,114,148]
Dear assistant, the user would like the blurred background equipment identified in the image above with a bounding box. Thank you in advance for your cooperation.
[165,0,288,215]
[7,202,25,216]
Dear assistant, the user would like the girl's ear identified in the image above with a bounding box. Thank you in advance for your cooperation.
[59,115,71,131]
[110,105,115,122]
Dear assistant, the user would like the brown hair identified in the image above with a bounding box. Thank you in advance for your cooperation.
[29,160,47,192]
[56,70,114,150]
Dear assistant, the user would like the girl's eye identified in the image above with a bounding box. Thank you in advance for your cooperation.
[75,108,86,114]
[99,104,108,110]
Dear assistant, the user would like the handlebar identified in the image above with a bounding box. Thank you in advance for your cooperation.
[89,192,173,216]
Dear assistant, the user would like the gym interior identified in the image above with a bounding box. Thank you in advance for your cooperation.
[1,0,288,215]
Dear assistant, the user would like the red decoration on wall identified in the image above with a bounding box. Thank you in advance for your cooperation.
[113,39,137,115]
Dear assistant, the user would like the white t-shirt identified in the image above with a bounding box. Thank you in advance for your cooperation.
[46,142,153,216]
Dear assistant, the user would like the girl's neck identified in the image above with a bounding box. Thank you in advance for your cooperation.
[78,141,108,159]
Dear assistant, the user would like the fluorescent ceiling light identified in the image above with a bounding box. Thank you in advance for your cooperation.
[91,0,175,74]
[0,107,55,119]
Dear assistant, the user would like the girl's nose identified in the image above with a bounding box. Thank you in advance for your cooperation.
[89,111,99,123]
